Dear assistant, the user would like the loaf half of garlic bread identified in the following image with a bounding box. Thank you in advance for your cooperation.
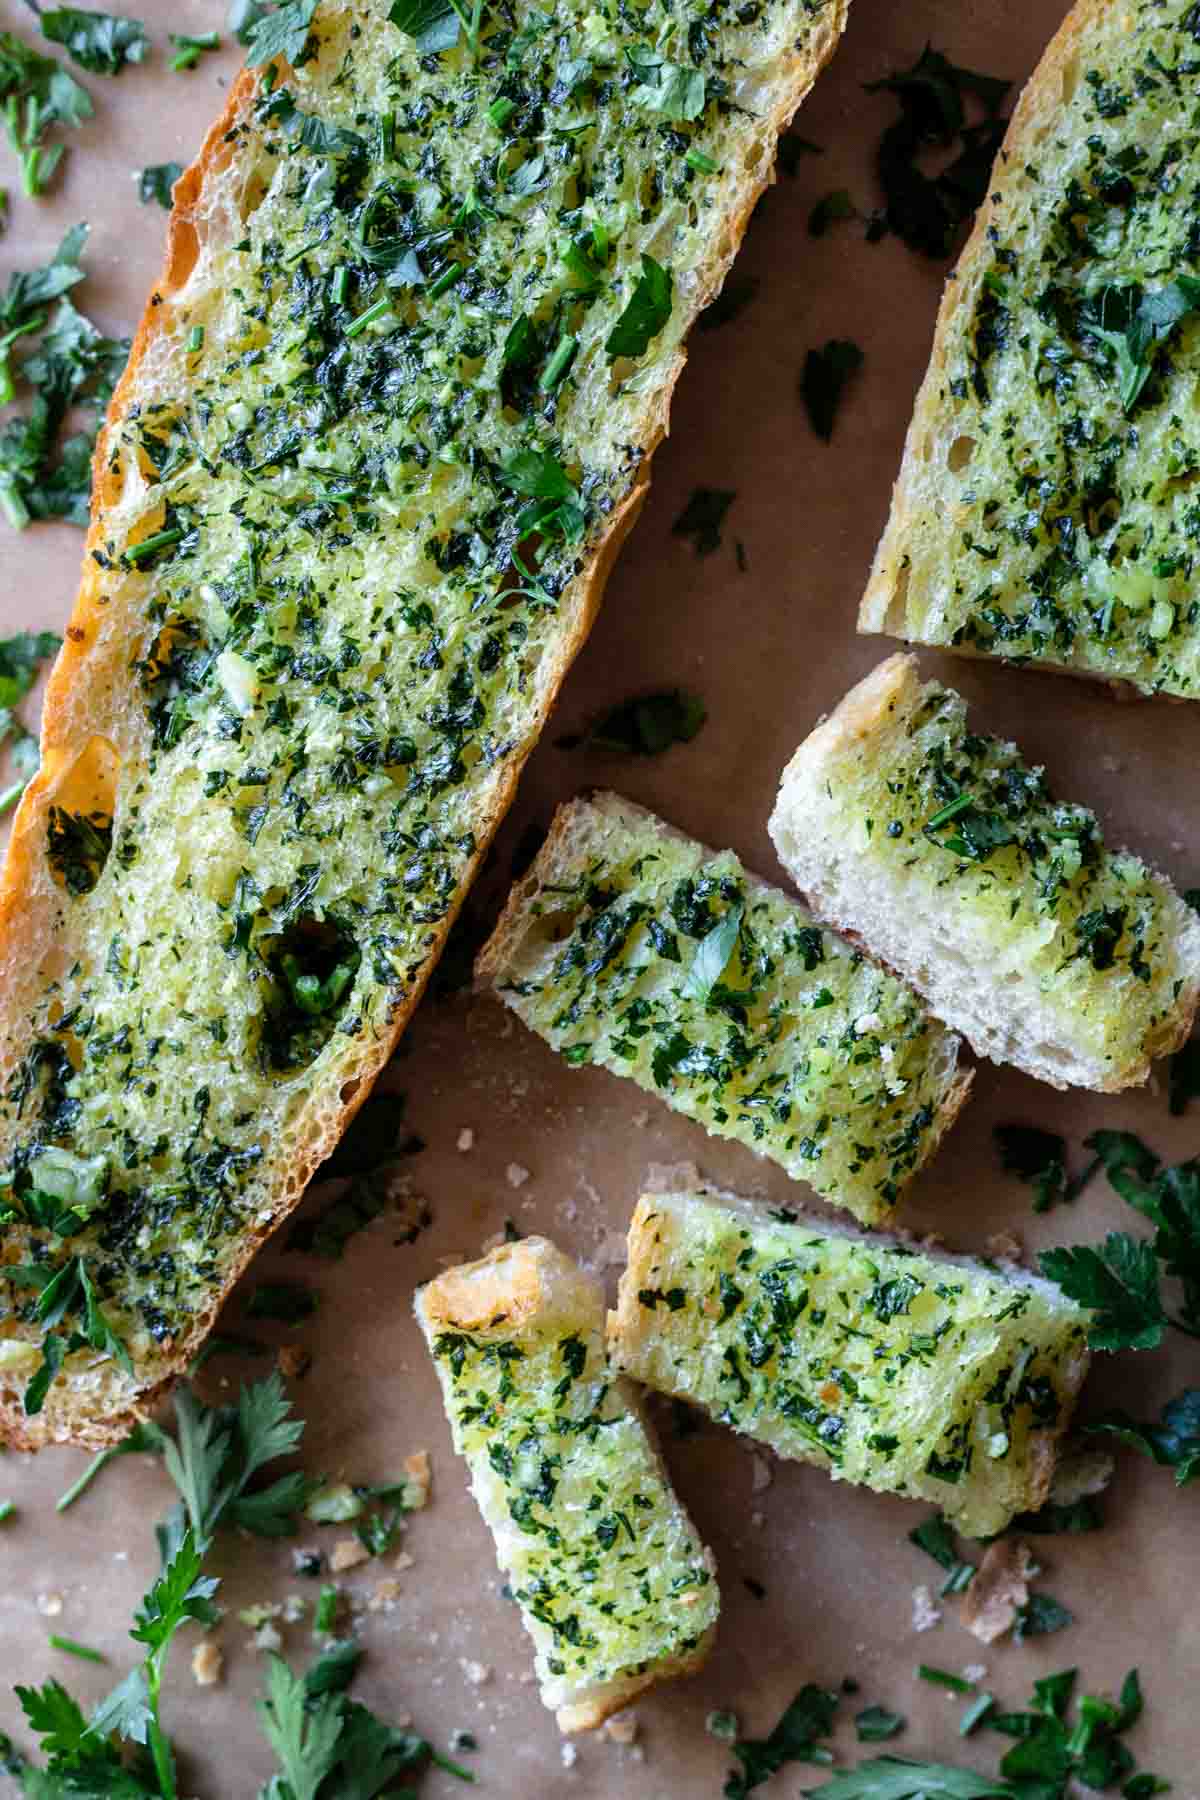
[415,1236,719,1731]
[0,0,850,1444]
[609,1184,1091,1537]
[475,792,971,1226]
[770,655,1200,1091]
[861,0,1200,696]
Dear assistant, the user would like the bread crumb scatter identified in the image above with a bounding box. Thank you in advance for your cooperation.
[330,1538,371,1574]
[911,1585,943,1633]
[505,1163,531,1189]
[456,1128,475,1152]
[459,1658,493,1687]
[191,1642,224,1688]
[962,1540,1034,1644]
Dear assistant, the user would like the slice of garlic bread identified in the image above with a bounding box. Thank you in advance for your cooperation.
[770,655,1200,1091]
[860,0,1200,697]
[475,792,970,1226]
[415,1236,718,1731]
[609,1184,1090,1537]
[0,0,851,1445]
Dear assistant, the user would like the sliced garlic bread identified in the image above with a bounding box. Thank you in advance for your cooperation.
[609,1184,1090,1537]
[415,1235,719,1731]
[0,0,850,1445]
[769,655,1200,1091]
[475,792,970,1226]
[861,0,1200,696]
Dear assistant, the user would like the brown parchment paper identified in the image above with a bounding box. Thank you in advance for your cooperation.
[2,0,1199,1792]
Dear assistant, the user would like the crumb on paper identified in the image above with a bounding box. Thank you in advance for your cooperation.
[460,1658,492,1686]
[1050,1443,1115,1505]
[282,1594,306,1624]
[331,1538,371,1574]
[368,1579,402,1613]
[277,1343,312,1380]
[238,1603,282,1627]
[561,1743,578,1769]
[750,1510,765,1530]
[403,1449,432,1508]
[963,1663,988,1685]
[604,1712,639,1745]
[911,1584,942,1633]
[632,1110,649,1128]
[985,1231,1023,1264]
[962,1540,1034,1644]
[36,1593,64,1618]
[751,1453,772,1494]
[456,1127,475,1152]
[706,1711,739,1742]
[506,1162,530,1189]
[250,1622,283,1654]
[394,1550,415,1573]
[191,1642,224,1688]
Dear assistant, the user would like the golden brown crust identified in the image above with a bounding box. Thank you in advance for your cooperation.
[0,4,850,1450]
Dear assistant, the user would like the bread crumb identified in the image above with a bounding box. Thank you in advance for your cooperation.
[750,1510,765,1530]
[36,1593,64,1618]
[986,1231,1023,1264]
[604,1712,638,1745]
[750,1453,772,1494]
[404,1449,432,1507]
[456,1127,475,1152]
[632,1110,649,1127]
[459,1658,492,1686]
[962,1540,1034,1644]
[277,1343,311,1380]
[191,1642,224,1688]
[505,1162,530,1188]
[249,1622,282,1653]
[561,1744,578,1769]
[911,1585,942,1633]
[394,1549,415,1572]
[368,1579,402,1613]
[1050,1444,1114,1505]
[331,1538,371,1573]
[962,1663,988,1684]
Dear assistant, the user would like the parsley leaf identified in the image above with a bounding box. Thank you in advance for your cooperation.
[628,47,706,121]
[1039,1233,1166,1350]
[725,1684,838,1797]
[606,253,673,359]
[139,160,183,207]
[809,188,857,235]
[1091,1388,1200,1486]
[1082,278,1200,413]
[855,1708,906,1743]
[257,1655,345,1800]
[246,1281,318,1323]
[700,275,759,331]
[671,486,736,555]
[387,0,461,54]
[1012,1593,1073,1642]
[0,28,92,194]
[39,8,149,76]
[908,1513,975,1594]
[994,1123,1100,1213]
[801,339,864,441]
[244,0,319,68]
[805,1759,1009,1798]
[0,629,59,707]
[558,688,706,756]
[683,903,743,1004]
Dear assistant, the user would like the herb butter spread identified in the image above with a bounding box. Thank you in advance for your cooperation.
[611,1186,1090,1536]
[0,0,843,1428]
[416,1237,718,1726]
[866,1,1200,695]
[476,792,968,1225]
[770,656,1200,1090]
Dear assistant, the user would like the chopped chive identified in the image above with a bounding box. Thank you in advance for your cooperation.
[49,1635,105,1664]
[331,265,349,306]
[125,526,185,566]
[170,30,220,69]
[0,1500,14,1524]
[314,1585,338,1634]
[379,110,395,159]
[187,325,205,353]
[685,147,718,175]
[57,1449,116,1511]
[539,333,577,392]
[918,1665,972,1694]
[344,297,393,339]
[488,95,516,129]
[428,261,463,299]
[430,1750,476,1783]
[925,791,974,829]
[960,1693,995,1736]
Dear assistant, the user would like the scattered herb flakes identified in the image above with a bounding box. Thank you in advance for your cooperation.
[917,1666,972,1695]
[908,1514,974,1595]
[246,1281,318,1324]
[1011,1496,1103,1535]
[39,8,149,76]
[605,251,673,359]
[168,29,220,71]
[777,130,822,177]
[671,485,736,555]
[1168,1037,1200,1115]
[700,275,760,331]
[724,1684,838,1797]
[138,160,183,207]
[1012,1593,1073,1642]
[856,1707,905,1743]
[0,1500,14,1524]
[1091,1388,1200,1486]
[0,28,93,196]
[959,1694,995,1737]
[994,1124,1099,1213]
[557,688,706,757]
[864,45,1011,258]
[0,629,58,707]
[809,188,857,236]
[801,339,864,441]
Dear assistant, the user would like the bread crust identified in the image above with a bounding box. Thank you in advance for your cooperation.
[0,1,850,1451]
[772,653,1200,1091]
[857,0,1153,701]
[416,1236,717,1732]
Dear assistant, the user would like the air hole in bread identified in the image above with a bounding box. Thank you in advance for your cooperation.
[947,435,976,473]
[45,735,120,897]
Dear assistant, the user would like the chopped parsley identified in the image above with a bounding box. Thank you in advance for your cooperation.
[556,688,706,756]
[855,1707,906,1743]
[1091,1387,1200,1487]
[907,1513,974,1595]
[801,339,864,440]
[809,188,857,236]
[724,1683,838,1797]
[994,1124,1099,1213]
[245,1281,318,1323]
[671,485,736,555]
[605,252,673,359]
[0,629,58,817]
[138,161,183,207]
[38,8,149,76]
[0,27,92,195]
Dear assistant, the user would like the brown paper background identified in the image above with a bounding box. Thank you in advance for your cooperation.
[1,0,1198,1792]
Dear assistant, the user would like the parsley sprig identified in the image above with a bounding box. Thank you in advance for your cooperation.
[0,628,58,816]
